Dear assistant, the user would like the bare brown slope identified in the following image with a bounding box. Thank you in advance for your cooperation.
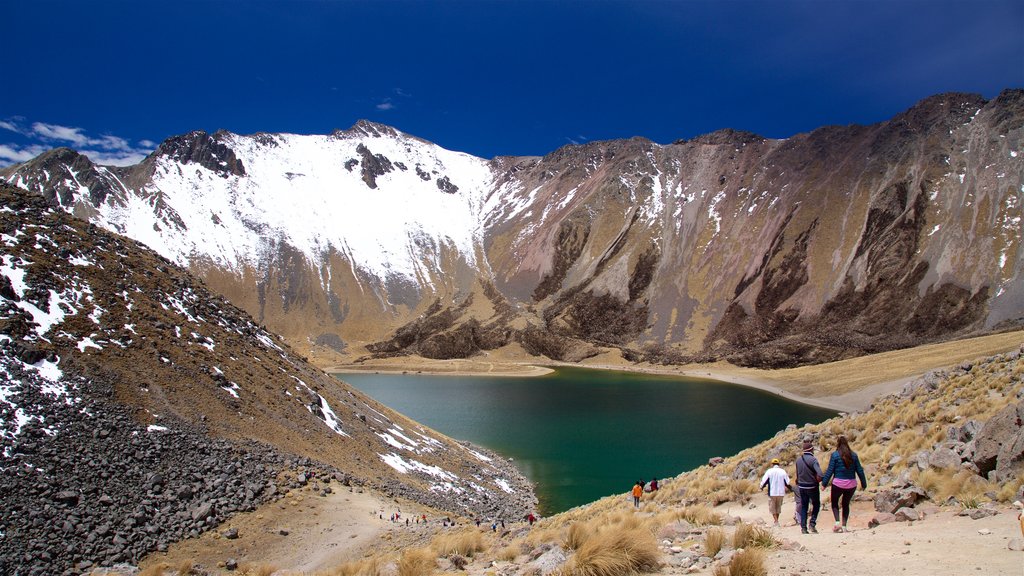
[0,184,534,521]
[378,90,1023,367]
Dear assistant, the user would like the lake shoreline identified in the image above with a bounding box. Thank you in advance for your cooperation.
[328,332,1024,414]
[329,361,862,412]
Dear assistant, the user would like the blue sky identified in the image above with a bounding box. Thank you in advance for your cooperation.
[2,0,1022,166]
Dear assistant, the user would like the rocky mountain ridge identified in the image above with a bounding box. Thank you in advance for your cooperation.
[0,185,535,574]
[2,91,1022,369]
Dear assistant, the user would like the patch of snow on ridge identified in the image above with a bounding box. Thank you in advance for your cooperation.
[495,478,515,494]
[378,452,458,481]
[312,393,349,437]
[98,130,494,286]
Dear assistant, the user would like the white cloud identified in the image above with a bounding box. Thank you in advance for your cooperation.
[31,122,92,147]
[0,144,51,164]
[0,118,156,167]
[78,149,150,167]
[376,100,395,111]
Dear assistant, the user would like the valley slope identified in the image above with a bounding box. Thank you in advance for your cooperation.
[0,185,534,574]
[3,91,1022,369]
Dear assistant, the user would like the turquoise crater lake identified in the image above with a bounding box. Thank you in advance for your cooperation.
[337,367,835,514]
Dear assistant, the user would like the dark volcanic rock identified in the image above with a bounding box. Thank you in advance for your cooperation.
[157,131,246,178]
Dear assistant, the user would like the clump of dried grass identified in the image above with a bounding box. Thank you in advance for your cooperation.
[432,529,486,557]
[732,522,777,549]
[712,548,767,576]
[398,548,437,576]
[704,526,725,557]
[560,525,660,576]
[565,521,593,550]
[677,504,722,526]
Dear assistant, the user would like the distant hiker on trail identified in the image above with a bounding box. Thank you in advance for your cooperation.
[526,512,537,525]
[795,440,824,534]
[821,435,867,533]
[759,457,791,527]
[650,477,659,491]
[632,480,643,508]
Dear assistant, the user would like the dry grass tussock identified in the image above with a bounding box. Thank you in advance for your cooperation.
[558,524,661,576]
[704,526,725,557]
[566,521,594,550]
[711,548,767,576]
[915,468,995,505]
[397,548,437,576]
[431,529,487,557]
[673,504,723,526]
[731,522,777,549]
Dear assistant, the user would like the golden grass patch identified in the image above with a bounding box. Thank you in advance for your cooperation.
[560,526,660,576]
[432,529,487,558]
[731,522,777,549]
[398,548,437,576]
[704,526,726,557]
[712,547,767,576]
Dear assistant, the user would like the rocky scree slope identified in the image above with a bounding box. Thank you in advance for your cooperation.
[2,92,1023,369]
[0,185,535,574]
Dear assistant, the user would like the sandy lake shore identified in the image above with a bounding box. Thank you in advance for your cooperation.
[327,331,1024,413]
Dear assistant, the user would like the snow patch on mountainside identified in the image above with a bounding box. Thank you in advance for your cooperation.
[88,130,494,287]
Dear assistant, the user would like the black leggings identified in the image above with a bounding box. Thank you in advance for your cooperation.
[831,485,856,524]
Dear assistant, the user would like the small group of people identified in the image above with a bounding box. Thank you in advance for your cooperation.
[631,477,660,507]
[760,436,867,533]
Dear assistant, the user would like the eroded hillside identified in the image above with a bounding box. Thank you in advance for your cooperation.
[3,91,1022,370]
[0,185,534,574]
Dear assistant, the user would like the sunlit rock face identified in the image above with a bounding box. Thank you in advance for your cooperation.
[5,90,1023,367]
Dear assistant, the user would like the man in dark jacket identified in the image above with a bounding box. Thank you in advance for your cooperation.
[795,440,824,534]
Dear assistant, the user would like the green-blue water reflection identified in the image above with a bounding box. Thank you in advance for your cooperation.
[337,367,834,514]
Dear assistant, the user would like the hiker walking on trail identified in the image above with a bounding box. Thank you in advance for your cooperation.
[632,480,643,508]
[760,458,791,527]
[795,440,824,534]
[821,435,867,533]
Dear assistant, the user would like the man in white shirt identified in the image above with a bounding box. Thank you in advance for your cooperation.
[760,458,791,527]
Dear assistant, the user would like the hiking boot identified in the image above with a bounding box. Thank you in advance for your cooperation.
[801,528,808,534]
[832,525,842,533]
[809,526,818,534]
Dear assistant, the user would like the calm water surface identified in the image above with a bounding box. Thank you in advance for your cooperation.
[338,367,834,514]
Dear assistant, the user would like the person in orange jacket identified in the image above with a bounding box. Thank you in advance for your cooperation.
[632,480,643,508]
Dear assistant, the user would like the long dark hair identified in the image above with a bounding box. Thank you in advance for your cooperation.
[837,436,854,468]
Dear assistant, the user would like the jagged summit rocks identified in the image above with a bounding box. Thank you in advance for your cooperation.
[2,90,1022,369]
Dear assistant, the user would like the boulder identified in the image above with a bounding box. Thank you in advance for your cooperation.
[525,545,567,576]
[948,420,982,443]
[967,508,998,520]
[928,447,962,471]
[894,507,922,522]
[874,486,927,513]
[1009,538,1024,552]
[191,502,215,522]
[971,401,1024,481]
[868,512,897,528]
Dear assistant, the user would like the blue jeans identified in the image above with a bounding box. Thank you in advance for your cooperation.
[798,485,820,530]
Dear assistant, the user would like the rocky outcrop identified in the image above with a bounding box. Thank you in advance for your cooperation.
[971,400,1024,482]
[156,130,246,178]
